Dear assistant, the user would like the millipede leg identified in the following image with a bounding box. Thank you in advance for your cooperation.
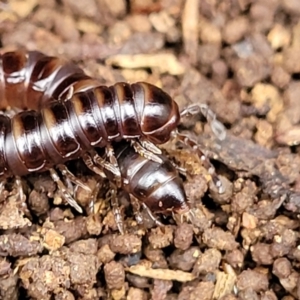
[57,164,91,192]
[15,176,31,215]
[83,153,107,178]
[90,149,121,178]
[131,140,163,164]
[141,202,164,226]
[0,180,7,202]
[139,138,162,154]
[109,183,125,234]
[88,148,122,188]
[130,195,163,226]
[83,152,122,217]
[129,195,144,225]
[180,103,227,141]
[80,154,107,214]
[172,208,194,224]
[87,181,102,214]
[173,131,224,193]
[15,176,25,202]
[105,145,122,188]
[49,168,83,213]
[169,159,187,176]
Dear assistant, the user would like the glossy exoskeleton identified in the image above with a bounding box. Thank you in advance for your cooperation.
[107,142,189,231]
[0,50,179,176]
[72,140,190,232]
[116,143,189,214]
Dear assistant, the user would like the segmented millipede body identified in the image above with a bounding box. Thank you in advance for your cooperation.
[100,141,190,232]
[112,141,189,214]
[0,50,180,179]
[0,50,225,224]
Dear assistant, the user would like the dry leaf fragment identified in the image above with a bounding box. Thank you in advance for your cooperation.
[127,261,195,282]
[182,0,199,63]
[213,263,237,299]
[9,0,38,18]
[106,53,185,75]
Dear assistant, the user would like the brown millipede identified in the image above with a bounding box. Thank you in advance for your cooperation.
[97,141,190,233]
[0,50,225,227]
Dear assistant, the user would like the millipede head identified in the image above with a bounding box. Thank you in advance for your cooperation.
[133,82,180,144]
[142,176,190,215]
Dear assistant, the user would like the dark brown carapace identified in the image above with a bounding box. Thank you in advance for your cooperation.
[114,142,189,215]
[98,141,190,232]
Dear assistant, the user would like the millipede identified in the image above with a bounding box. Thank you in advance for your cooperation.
[0,49,226,231]
[100,141,190,233]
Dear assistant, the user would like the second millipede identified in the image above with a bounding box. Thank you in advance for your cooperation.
[0,50,225,226]
[101,141,190,232]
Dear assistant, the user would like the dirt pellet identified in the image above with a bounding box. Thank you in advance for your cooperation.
[282,0,300,15]
[225,249,244,269]
[236,269,269,292]
[148,225,174,249]
[202,228,239,251]
[169,246,200,271]
[28,190,50,216]
[0,258,11,276]
[183,174,208,205]
[20,255,71,299]
[260,290,278,300]
[143,246,168,269]
[86,213,102,236]
[104,261,125,290]
[272,257,292,279]
[251,243,274,265]
[233,55,270,87]
[238,289,259,300]
[126,273,150,289]
[54,290,75,300]
[127,287,149,300]
[54,216,88,244]
[66,250,98,286]
[193,248,222,276]
[174,223,194,250]
[0,274,18,300]
[283,81,300,126]
[223,16,249,44]
[0,198,31,230]
[270,229,297,257]
[109,234,142,255]
[0,234,42,257]
[97,244,115,265]
[151,279,172,300]
[42,228,65,251]
[179,281,214,300]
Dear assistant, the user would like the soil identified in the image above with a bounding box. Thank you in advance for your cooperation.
[1,0,300,299]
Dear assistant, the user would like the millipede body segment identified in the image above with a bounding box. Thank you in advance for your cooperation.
[113,141,189,215]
